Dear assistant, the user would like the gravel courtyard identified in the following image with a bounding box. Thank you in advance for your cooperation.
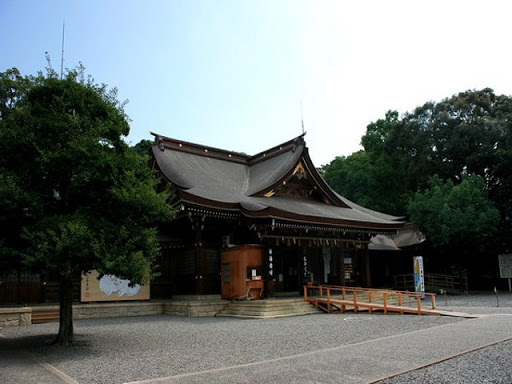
[375,292,512,384]
[1,292,511,384]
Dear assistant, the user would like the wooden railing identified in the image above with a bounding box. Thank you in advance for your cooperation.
[303,284,436,315]
[394,273,468,294]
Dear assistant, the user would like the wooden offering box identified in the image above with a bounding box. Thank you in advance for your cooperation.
[221,245,265,300]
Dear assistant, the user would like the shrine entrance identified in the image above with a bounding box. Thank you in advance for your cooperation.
[271,247,301,294]
[267,242,370,296]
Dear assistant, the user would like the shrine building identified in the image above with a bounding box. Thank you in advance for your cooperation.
[151,133,407,300]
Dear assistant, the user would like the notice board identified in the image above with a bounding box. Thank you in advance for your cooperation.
[498,254,512,279]
[81,270,150,302]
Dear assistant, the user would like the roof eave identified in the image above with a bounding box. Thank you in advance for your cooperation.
[175,193,404,232]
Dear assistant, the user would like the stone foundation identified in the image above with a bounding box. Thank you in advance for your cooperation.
[164,300,229,317]
[73,301,164,320]
[0,307,31,327]
[0,298,231,327]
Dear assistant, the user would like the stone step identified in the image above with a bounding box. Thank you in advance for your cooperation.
[223,299,306,306]
[31,308,59,324]
[217,299,321,319]
[217,310,319,318]
[216,311,319,319]
[227,299,306,306]
[218,307,317,316]
[222,303,314,309]
[218,301,311,309]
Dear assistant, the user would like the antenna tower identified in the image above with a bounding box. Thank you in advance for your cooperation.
[300,100,305,135]
[60,21,65,79]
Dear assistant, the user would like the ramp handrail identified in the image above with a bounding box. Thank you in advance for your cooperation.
[303,284,436,315]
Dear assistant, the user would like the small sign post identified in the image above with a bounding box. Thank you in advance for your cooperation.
[498,254,512,292]
[413,256,425,299]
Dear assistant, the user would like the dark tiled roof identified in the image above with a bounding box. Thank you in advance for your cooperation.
[151,133,404,231]
[369,225,426,250]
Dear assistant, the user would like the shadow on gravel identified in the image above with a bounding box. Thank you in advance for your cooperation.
[74,314,241,329]
[1,333,97,363]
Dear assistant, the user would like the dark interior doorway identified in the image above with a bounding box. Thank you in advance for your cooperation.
[272,247,300,293]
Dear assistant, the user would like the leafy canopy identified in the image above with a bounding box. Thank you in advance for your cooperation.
[323,111,407,215]
[407,174,500,252]
[323,88,512,253]
[0,65,174,284]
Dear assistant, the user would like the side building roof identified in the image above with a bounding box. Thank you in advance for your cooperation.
[151,133,405,233]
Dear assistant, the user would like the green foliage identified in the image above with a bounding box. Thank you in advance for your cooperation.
[386,88,512,189]
[323,151,407,215]
[323,111,408,215]
[324,88,512,255]
[132,139,154,157]
[361,110,399,156]
[0,68,32,120]
[388,88,512,252]
[407,175,500,253]
[0,66,174,284]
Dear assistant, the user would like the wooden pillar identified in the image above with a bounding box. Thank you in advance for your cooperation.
[296,246,302,295]
[340,245,346,286]
[362,245,371,288]
[331,246,342,285]
[194,228,205,295]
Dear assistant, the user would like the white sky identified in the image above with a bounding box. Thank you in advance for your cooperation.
[2,0,512,165]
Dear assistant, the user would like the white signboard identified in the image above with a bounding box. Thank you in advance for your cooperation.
[81,270,150,302]
[498,254,512,279]
[498,254,512,292]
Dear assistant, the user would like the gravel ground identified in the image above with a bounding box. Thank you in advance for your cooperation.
[436,291,512,308]
[1,292,511,384]
[1,314,459,384]
[374,292,512,384]
[374,339,512,384]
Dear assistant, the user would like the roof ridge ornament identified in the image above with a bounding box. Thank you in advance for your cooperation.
[292,138,298,152]
[157,136,165,151]
[300,100,306,135]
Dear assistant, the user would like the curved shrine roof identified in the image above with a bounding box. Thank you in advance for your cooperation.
[151,133,404,232]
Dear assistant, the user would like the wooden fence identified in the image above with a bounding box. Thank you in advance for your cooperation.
[394,273,468,294]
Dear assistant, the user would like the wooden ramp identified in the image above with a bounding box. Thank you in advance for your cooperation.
[304,285,441,316]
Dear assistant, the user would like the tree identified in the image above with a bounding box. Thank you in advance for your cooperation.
[323,151,406,215]
[407,175,500,272]
[323,111,408,215]
[386,89,512,185]
[326,89,512,246]
[385,89,512,250]
[0,66,174,345]
[361,110,399,156]
[131,139,154,157]
[0,68,35,272]
[322,89,512,286]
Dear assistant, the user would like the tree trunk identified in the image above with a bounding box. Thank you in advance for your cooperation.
[54,259,74,345]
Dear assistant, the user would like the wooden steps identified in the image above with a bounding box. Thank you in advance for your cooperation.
[31,306,59,324]
[216,298,320,319]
